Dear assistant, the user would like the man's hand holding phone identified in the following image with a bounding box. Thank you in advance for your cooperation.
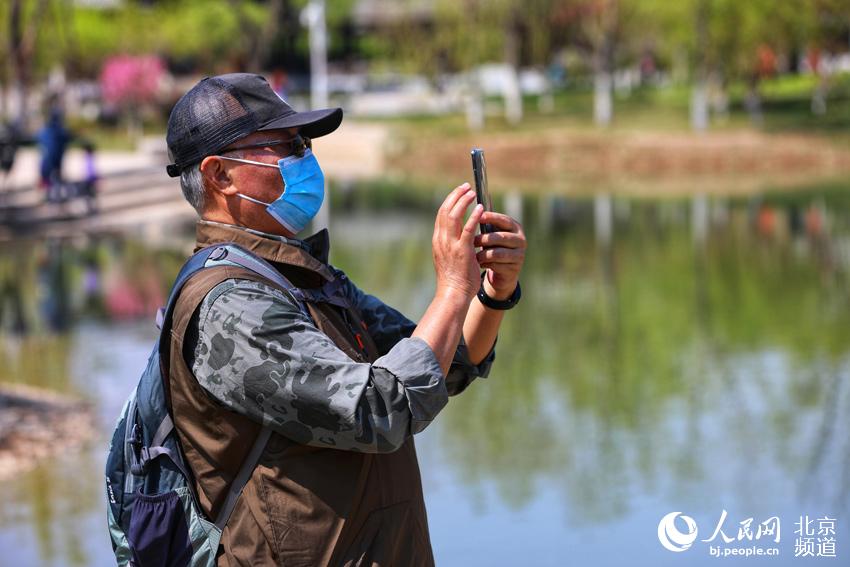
[474,211,526,300]
[418,148,525,371]
[470,147,526,301]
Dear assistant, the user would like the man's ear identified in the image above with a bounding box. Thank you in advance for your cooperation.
[200,156,237,197]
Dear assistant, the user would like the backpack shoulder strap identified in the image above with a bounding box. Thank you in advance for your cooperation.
[208,245,310,314]
[140,410,271,532]
[215,428,272,530]
[158,242,307,333]
[152,243,304,532]
[155,245,228,333]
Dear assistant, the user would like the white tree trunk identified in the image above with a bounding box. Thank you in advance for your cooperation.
[466,73,484,131]
[692,193,708,246]
[745,84,763,126]
[594,192,613,247]
[503,65,523,125]
[811,77,827,116]
[504,190,524,225]
[538,87,555,113]
[11,82,27,124]
[691,79,709,132]
[593,71,613,126]
[301,0,328,110]
[709,75,729,119]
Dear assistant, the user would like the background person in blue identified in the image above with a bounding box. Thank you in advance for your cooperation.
[37,104,72,200]
[163,73,526,564]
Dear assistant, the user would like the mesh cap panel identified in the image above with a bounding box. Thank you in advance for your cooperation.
[165,73,343,177]
[166,78,258,174]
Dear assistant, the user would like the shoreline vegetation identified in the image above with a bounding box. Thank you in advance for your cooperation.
[0,383,94,481]
[390,127,850,197]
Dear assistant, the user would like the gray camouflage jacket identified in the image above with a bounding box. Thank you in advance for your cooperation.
[185,221,495,454]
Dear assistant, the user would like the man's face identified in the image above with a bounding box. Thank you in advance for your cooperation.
[202,127,302,237]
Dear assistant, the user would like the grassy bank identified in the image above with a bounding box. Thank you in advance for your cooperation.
[378,72,850,138]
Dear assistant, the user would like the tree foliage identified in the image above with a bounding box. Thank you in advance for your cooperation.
[3,0,850,101]
[2,0,276,81]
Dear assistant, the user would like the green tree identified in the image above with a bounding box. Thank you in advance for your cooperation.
[3,0,55,122]
[2,1,279,109]
[548,0,651,126]
[638,0,814,129]
[363,0,558,128]
[804,0,850,115]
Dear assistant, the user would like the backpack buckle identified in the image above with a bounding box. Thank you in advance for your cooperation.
[129,446,149,476]
[155,307,166,330]
[140,446,151,467]
[128,423,148,475]
[209,247,229,261]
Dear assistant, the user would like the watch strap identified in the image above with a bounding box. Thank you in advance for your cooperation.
[477,272,521,310]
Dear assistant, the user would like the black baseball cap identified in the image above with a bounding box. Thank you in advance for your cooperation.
[165,73,342,177]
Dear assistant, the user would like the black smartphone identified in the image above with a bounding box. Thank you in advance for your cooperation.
[471,148,494,234]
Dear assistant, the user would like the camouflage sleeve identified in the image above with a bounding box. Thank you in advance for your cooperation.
[190,278,449,453]
[337,269,496,396]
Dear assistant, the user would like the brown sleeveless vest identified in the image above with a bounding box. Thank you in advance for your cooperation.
[166,222,435,566]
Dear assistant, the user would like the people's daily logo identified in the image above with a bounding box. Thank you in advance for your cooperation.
[656,510,838,559]
[657,512,699,552]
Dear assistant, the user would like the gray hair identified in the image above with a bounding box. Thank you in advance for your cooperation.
[179,149,247,215]
[179,162,205,215]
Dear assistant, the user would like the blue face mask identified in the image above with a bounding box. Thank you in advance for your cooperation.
[218,148,325,234]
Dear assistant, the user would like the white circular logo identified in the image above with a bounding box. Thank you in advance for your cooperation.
[658,512,699,552]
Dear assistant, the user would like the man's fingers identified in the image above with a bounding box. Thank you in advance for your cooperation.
[448,189,476,223]
[462,204,484,240]
[474,231,527,249]
[476,247,524,264]
[439,183,472,217]
[480,211,521,233]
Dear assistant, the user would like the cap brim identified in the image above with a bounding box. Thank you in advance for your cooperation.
[258,107,343,139]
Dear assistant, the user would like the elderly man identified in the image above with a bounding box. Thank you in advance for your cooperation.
[163,73,526,565]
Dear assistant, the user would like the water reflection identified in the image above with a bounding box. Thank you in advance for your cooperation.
[0,187,849,565]
[340,189,850,562]
[0,235,189,337]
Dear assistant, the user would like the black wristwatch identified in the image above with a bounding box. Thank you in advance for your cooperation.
[477,272,521,310]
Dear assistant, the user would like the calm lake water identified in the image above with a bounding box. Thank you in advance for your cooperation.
[0,188,848,566]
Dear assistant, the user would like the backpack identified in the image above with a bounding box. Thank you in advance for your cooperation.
[104,243,313,567]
